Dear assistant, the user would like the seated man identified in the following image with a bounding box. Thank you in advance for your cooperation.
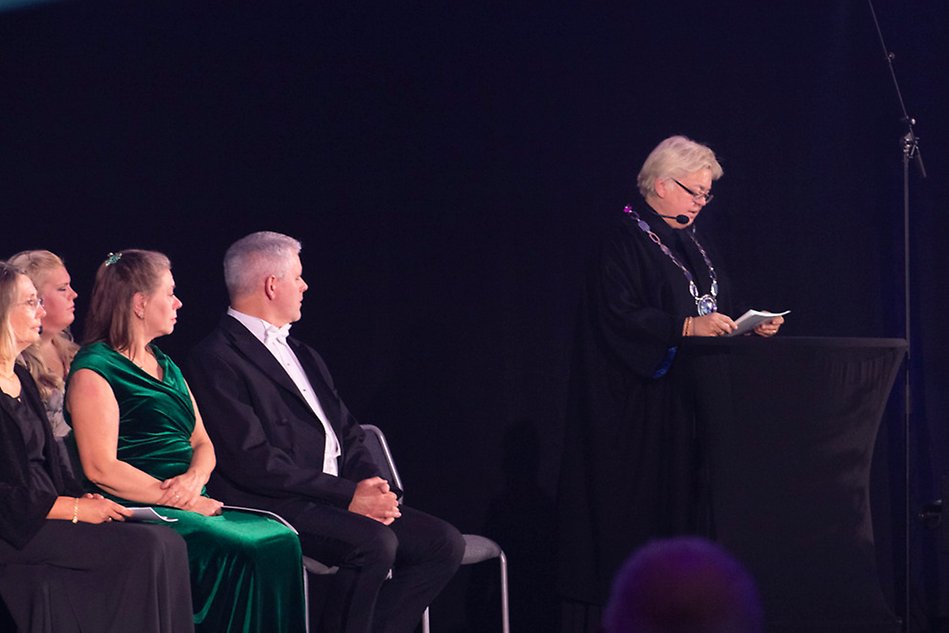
[603,536,763,633]
[186,231,464,633]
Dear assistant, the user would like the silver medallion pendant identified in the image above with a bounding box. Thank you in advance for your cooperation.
[696,295,717,316]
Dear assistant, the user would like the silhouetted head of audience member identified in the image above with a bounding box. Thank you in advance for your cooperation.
[603,537,763,633]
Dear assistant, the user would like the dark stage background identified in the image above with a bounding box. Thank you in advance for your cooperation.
[2,2,948,631]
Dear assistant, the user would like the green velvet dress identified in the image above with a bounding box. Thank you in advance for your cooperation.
[67,342,306,633]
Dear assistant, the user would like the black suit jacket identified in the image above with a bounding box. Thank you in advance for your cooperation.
[185,315,381,515]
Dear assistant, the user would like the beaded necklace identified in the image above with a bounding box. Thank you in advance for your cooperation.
[623,205,718,316]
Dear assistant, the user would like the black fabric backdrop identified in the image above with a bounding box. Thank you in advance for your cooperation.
[2,2,948,631]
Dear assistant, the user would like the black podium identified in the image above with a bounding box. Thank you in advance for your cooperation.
[680,336,906,633]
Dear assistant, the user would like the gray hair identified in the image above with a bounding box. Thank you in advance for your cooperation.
[637,135,724,199]
[223,231,302,300]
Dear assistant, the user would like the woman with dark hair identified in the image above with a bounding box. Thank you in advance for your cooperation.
[65,250,306,633]
[0,261,194,633]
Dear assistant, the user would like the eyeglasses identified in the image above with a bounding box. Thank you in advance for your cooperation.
[672,179,714,204]
[19,297,45,312]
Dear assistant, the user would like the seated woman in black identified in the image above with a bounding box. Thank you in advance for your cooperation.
[0,260,195,633]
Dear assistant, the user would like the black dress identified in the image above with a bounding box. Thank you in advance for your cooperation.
[0,363,195,633]
[556,210,732,619]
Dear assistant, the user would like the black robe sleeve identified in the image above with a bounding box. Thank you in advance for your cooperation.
[587,216,685,379]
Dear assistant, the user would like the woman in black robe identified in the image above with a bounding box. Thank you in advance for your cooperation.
[556,136,783,630]
[0,261,195,633]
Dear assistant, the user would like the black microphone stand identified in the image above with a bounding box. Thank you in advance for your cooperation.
[866,2,928,632]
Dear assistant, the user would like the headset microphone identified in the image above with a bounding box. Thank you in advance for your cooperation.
[656,213,690,225]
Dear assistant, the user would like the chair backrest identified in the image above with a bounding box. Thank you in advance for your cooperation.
[360,424,404,496]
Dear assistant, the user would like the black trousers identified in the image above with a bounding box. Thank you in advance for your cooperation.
[0,520,194,633]
[287,503,464,633]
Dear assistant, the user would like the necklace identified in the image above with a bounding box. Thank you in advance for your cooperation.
[122,347,161,380]
[623,205,719,316]
[124,351,149,370]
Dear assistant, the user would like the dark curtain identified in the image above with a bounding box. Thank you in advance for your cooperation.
[1,2,947,630]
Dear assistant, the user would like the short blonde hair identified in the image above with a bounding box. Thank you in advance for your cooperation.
[637,135,724,198]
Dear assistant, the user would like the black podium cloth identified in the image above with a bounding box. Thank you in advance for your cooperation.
[681,336,905,633]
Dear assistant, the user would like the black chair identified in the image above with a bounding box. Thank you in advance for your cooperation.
[304,424,510,633]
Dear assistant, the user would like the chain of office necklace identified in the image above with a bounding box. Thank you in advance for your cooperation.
[623,205,718,316]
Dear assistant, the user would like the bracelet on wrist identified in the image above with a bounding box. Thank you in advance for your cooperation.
[71,497,79,524]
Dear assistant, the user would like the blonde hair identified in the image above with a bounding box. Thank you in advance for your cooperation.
[0,262,24,363]
[637,135,724,199]
[8,250,79,399]
[8,250,67,294]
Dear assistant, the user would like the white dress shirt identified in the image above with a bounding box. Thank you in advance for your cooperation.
[227,308,342,476]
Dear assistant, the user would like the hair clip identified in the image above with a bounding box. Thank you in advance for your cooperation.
[105,252,123,266]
